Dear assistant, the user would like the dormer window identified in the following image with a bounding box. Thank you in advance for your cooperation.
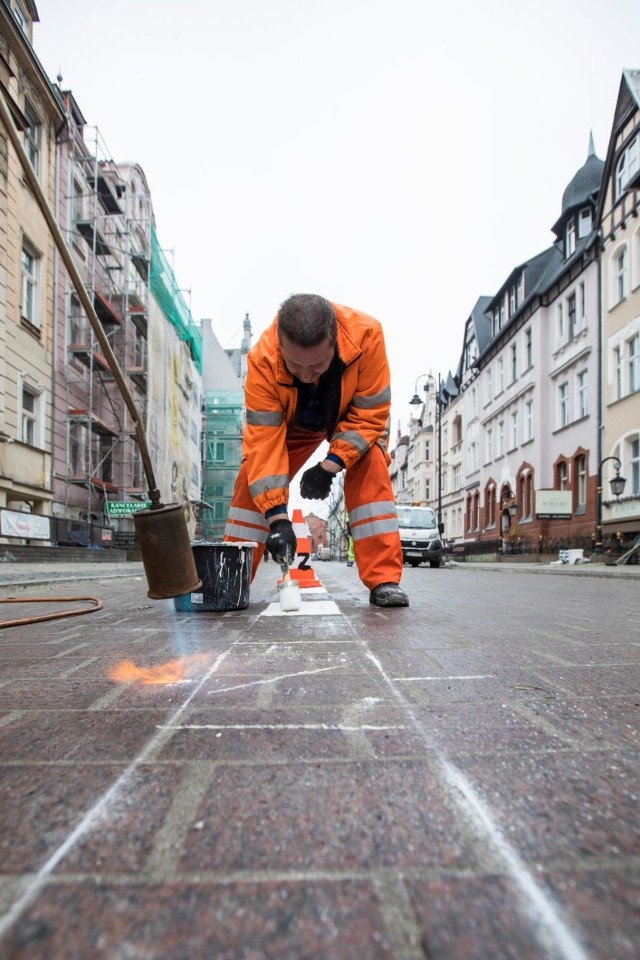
[12,2,28,34]
[615,133,640,199]
[578,207,592,238]
[566,219,576,258]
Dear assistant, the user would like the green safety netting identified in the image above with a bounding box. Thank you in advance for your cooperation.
[150,224,202,372]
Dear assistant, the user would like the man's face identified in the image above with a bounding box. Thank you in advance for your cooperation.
[279,333,335,383]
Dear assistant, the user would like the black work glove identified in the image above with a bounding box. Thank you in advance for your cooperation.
[265,519,297,563]
[300,462,335,500]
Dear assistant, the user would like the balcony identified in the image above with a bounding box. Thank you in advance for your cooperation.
[68,343,113,375]
[94,290,123,326]
[75,221,112,257]
[68,408,117,437]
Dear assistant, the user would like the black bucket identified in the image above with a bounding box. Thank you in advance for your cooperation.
[173,541,256,612]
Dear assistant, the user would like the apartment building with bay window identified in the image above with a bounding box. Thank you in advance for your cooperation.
[596,69,640,543]
[0,0,64,521]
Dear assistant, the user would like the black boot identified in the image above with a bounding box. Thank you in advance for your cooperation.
[369,583,409,607]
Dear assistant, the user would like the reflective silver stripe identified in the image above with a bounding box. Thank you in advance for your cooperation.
[330,430,370,455]
[224,523,269,543]
[248,474,289,498]
[227,506,269,529]
[246,409,284,426]
[351,386,391,409]
[349,501,396,524]
[351,517,399,541]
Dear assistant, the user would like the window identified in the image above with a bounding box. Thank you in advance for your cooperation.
[578,208,592,238]
[497,419,504,456]
[510,343,517,382]
[69,421,86,475]
[559,382,569,427]
[23,102,40,174]
[615,134,640,199]
[21,241,40,327]
[525,327,532,369]
[509,409,518,449]
[469,441,478,473]
[612,245,628,305]
[468,386,477,419]
[568,292,577,339]
[452,464,461,490]
[486,427,493,462]
[71,179,84,223]
[525,398,533,441]
[614,346,623,400]
[579,281,586,321]
[497,357,504,394]
[576,455,586,509]
[558,302,564,341]
[630,335,639,393]
[486,485,496,528]
[13,2,28,33]
[98,437,113,484]
[68,294,86,345]
[566,219,576,257]
[577,370,588,418]
[629,435,640,496]
[509,286,516,317]
[206,439,225,461]
[485,367,493,403]
[557,461,568,491]
[21,384,43,447]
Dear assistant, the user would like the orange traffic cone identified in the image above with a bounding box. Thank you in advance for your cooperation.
[289,509,322,588]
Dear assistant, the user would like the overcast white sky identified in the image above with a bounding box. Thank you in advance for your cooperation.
[33,0,640,514]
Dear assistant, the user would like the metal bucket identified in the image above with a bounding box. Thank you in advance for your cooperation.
[133,503,201,599]
[174,541,256,612]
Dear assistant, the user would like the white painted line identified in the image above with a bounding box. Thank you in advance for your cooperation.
[260,599,341,617]
[206,665,341,695]
[364,650,591,960]
[439,758,591,960]
[392,674,495,682]
[158,722,409,731]
[0,637,241,943]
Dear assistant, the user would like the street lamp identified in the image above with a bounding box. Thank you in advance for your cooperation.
[595,456,627,549]
[409,373,443,532]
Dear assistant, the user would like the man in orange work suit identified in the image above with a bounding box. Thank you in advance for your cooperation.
[223,293,409,607]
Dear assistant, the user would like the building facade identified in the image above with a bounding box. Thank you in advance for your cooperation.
[596,70,640,548]
[392,88,640,555]
[0,0,64,535]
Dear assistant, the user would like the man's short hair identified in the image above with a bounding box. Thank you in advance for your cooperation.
[277,294,337,347]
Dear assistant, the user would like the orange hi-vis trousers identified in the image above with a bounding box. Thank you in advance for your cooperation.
[223,429,403,589]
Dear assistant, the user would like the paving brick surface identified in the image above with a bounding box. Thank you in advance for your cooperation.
[0,559,638,958]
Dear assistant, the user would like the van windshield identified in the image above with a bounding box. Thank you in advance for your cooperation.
[396,507,437,530]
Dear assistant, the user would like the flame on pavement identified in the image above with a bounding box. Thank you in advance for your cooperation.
[108,652,212,686]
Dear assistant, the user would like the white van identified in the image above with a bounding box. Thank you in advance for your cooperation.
[396,504,444,568]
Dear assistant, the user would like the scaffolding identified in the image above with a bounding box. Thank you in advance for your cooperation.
[52,112,148,525]
[200,390,244,539]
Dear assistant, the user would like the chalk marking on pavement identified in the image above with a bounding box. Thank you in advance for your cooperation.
[391,674,494,682]
[437,758,591,960]
[157,722,409,731]
[0,629,249,944]
[364,649,591,960]
[56,657,98,679]
[205,665,341,695]
[53,642,91,658]
[0,710,23,729]
[259,599,341,617]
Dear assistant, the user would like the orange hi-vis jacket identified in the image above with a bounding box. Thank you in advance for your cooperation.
[243,302,392,515]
